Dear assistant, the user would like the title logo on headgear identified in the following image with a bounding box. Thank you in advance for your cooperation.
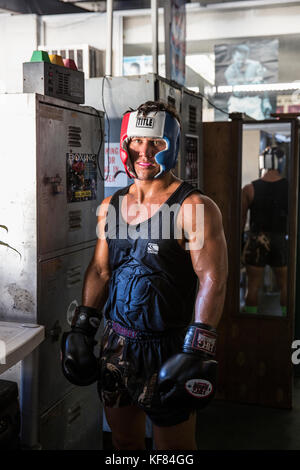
[136,117,154,128]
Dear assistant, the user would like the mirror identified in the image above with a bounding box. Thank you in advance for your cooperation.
[240,122,290,317]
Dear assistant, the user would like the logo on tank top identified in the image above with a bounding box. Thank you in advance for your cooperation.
[147,242,159,254]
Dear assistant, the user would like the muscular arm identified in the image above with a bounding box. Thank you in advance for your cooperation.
[241,184,253,233]
[82,196,112,310]
[180,194,228,328]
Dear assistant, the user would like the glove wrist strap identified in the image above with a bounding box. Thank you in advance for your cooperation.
[71,305,102,336]
[183,322,217,357]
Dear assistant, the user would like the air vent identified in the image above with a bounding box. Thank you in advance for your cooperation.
[56,71,70,96]
[188,105,197,134]
[68,210,82,230]
[167,96,176,107]
[67,265,82,288]
[68,126,82,147]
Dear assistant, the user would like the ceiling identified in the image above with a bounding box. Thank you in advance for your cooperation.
[0,0,87,14]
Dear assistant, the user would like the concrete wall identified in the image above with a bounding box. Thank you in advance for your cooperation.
[242,129,260,189]
[0,14,38,93]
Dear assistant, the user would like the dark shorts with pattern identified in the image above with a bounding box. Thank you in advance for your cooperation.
[243,231,288,267]
[98,320,192,427]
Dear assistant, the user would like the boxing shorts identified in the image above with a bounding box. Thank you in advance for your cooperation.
[242,231,288,268]
[98,321,193,427]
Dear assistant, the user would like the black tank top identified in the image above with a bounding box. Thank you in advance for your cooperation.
[103,181,202,332]
[250,178,288,233]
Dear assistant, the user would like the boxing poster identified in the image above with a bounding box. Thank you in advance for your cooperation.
[104,143,127,187]
[164,0,186,86]
[214,39,279,120]
[66,153,97,202]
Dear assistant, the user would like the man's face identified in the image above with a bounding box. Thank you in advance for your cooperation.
[233,51,247,69]
[128,137,166,180]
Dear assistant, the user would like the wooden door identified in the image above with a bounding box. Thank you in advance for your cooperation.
[202,119,298,409]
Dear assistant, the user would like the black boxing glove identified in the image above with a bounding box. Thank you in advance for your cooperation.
[157,322,218,409]
[61,305,102,386]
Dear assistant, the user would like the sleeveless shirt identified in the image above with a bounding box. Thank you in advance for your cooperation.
[103,181,203,332]
[249,178,288,234]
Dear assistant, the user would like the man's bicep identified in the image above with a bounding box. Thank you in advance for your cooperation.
[241,185,250,212]
[91,198,112,277]
[189,198,228,281]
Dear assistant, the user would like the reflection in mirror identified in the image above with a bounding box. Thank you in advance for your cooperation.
[240,122,290,317]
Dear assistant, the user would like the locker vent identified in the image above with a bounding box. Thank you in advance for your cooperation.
[68,210,82,230]
[67,265,82,288]
[167,96,176,108]
[57,71,70,96]
[68,126,82,148]
[188,105,197,134]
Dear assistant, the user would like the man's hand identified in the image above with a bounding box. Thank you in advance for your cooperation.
[61,305,102,386]
[158,323,218,409]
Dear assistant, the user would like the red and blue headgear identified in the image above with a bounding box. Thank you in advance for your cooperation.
[120,110,180,178]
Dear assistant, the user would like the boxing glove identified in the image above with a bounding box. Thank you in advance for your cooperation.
[61,305,102,386]
[158,322,218,409]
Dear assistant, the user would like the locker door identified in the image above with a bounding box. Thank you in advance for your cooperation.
[38,101,103,255]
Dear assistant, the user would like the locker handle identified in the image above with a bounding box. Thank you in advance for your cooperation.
[44,174,64,194]
[48,320,62,342]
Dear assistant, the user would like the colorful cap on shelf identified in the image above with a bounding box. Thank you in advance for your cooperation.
[30,50,51,63]
[63,58,78,70]
[49,54,65,66]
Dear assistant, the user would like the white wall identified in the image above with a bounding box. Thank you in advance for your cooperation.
[185,4,300,41]
[242,129,260,189]
[123,4,300,45]
[0,14,38,93]
[42,12,123,76]
[123,10,165,45]
[0,11,123,94]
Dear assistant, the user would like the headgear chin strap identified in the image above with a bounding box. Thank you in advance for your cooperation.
[259,146,285,171]
[120,110,180,179]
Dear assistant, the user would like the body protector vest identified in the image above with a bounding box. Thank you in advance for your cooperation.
[103,182,203,331]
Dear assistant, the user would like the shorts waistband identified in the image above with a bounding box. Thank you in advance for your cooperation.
[109,321,184,340]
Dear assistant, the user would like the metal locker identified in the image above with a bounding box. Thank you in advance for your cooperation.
[0,93,105,449]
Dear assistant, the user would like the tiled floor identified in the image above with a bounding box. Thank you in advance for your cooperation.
[102,379,300,450]
[195,378,300,450]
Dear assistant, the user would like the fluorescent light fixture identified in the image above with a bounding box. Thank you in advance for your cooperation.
[214,82,300,93]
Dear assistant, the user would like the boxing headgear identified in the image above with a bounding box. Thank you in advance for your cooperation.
[120,110,180,178]
[259,146,285,171]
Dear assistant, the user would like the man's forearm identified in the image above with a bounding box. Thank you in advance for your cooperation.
[194,277,227,328]
[82,263,110,311]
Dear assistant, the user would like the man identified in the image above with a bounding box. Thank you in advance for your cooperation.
[224,44,272,120]
[241,145,288,315]
[61,101,228,450]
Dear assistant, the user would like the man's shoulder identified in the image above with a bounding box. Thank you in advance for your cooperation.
[181,192,222,220]
[182,191,215,207]
[242,182,254,191]
[99,195,113,209]
[242,183,254,203]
